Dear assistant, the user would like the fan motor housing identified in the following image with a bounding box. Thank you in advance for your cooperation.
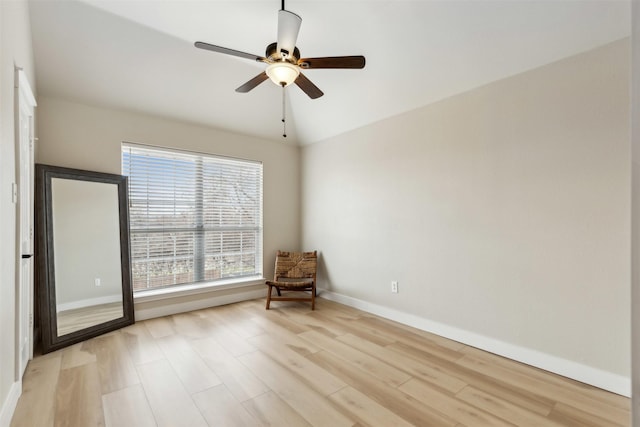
[266,42,300,64]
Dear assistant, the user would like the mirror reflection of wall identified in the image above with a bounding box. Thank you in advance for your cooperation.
[51,178,124,336]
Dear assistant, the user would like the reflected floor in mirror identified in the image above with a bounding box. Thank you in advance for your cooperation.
[57,302,124,336]
[12,298,630,427]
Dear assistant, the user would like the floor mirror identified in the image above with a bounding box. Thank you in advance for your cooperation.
[35,164,134,353]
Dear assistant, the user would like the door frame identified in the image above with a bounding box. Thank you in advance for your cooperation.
[14,67,36,380]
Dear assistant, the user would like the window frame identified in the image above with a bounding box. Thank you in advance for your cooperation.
[121,142,264,296]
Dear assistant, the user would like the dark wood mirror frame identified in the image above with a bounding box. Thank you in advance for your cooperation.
[35,164,134,354]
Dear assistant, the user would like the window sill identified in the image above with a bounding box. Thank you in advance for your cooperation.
[133,275,266,303]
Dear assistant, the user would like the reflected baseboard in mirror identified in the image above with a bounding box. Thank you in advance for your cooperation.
[35,164,134,354]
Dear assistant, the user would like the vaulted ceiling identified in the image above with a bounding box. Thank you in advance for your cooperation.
[28,0,630,145]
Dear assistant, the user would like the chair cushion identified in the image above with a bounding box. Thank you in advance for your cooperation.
[265,279,314,289]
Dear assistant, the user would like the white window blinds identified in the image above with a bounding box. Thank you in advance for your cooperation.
[122,143,263,292]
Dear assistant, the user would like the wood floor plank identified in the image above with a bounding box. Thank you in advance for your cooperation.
[121,322,165,366]
[192,312,257,357]
[191,336,269,402]
[60,342,97,370]
[192,384,261,427]
[253,307,313,335]
[171,311,215,339]
[136,359,207,427]
[199,304,266,339]
[336,333,467,393]
[386,338,556,416]
[143,316,176,339]
[386,335,466,363]
[102,384,157,427]
[84,332,140,394]
[248,315,321,356]
[156,334,222,394]
[243,391,312,427]
[356,315,466,352]
[398,378,514,427]
[54,363,105,427]
[461,345,630,411]
[548,402,628,427]
[11,354,61,427]
[328,386,415,427]
[308,349,459,427]
[455,385,564,427]
[299,329,412,388]
[311,298,363,319]
[238,350,355,427]
[268,308,350,338]
[312,310,397,346]
[456,354,629,425]
[247,333,347,396]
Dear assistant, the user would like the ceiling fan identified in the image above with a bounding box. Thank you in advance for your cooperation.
[194,0,366,100]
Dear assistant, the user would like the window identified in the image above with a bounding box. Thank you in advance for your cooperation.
[122,143,263,292]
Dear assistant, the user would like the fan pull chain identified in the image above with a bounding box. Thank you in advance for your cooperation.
[281,83,287,138]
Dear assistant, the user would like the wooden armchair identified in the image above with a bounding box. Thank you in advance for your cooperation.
[265,250,317,310]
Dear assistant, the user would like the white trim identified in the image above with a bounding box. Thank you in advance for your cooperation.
[56,294,122,313]
[14,66,36,383]
[318,289,631,397]
[0,380,21,427]
[16,69,36,107]
[134,276,265,303]
[123,140,262,166]
[134,286,265,321]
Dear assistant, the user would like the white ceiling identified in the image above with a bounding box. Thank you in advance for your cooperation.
[28,0,630,145]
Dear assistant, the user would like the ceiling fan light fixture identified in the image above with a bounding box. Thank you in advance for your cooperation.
[194,0,365,104]
[276,10,302,58]
[266,62,300,87]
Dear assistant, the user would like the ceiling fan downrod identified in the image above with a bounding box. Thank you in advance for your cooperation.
[281,83,287,138]
[193,0,366,137]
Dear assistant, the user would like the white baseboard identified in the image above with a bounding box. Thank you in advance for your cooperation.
[0,381,21,427]
[319,289,631,397]
[134,287,266,321]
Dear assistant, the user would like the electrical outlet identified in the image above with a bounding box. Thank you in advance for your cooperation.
[94,278,101,287]
[391,281,398,293]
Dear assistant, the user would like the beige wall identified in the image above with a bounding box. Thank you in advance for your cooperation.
[302,39,631,391]
[0,0,35,423]
[36,97,301,315]
[52,179,122,306]
[631,2,640,424]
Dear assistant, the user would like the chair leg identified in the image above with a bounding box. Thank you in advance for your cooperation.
[311,286,316,310]
[266,285,272,310]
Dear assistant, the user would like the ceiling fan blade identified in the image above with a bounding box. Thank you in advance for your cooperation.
[298,56,366,69]
[235,72,269,93]
[276,10,302,59]
[294,72,323,99]
[195,41,266,62]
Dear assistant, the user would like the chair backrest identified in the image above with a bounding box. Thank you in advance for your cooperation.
[274,250,317,281]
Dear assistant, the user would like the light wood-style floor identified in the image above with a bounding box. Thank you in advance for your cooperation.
[57,302,124,336]
[11,297,630,427]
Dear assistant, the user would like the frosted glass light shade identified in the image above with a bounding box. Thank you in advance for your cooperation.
[266,62,300,87]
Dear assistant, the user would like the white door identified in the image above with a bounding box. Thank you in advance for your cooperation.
[15,68,36,379]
